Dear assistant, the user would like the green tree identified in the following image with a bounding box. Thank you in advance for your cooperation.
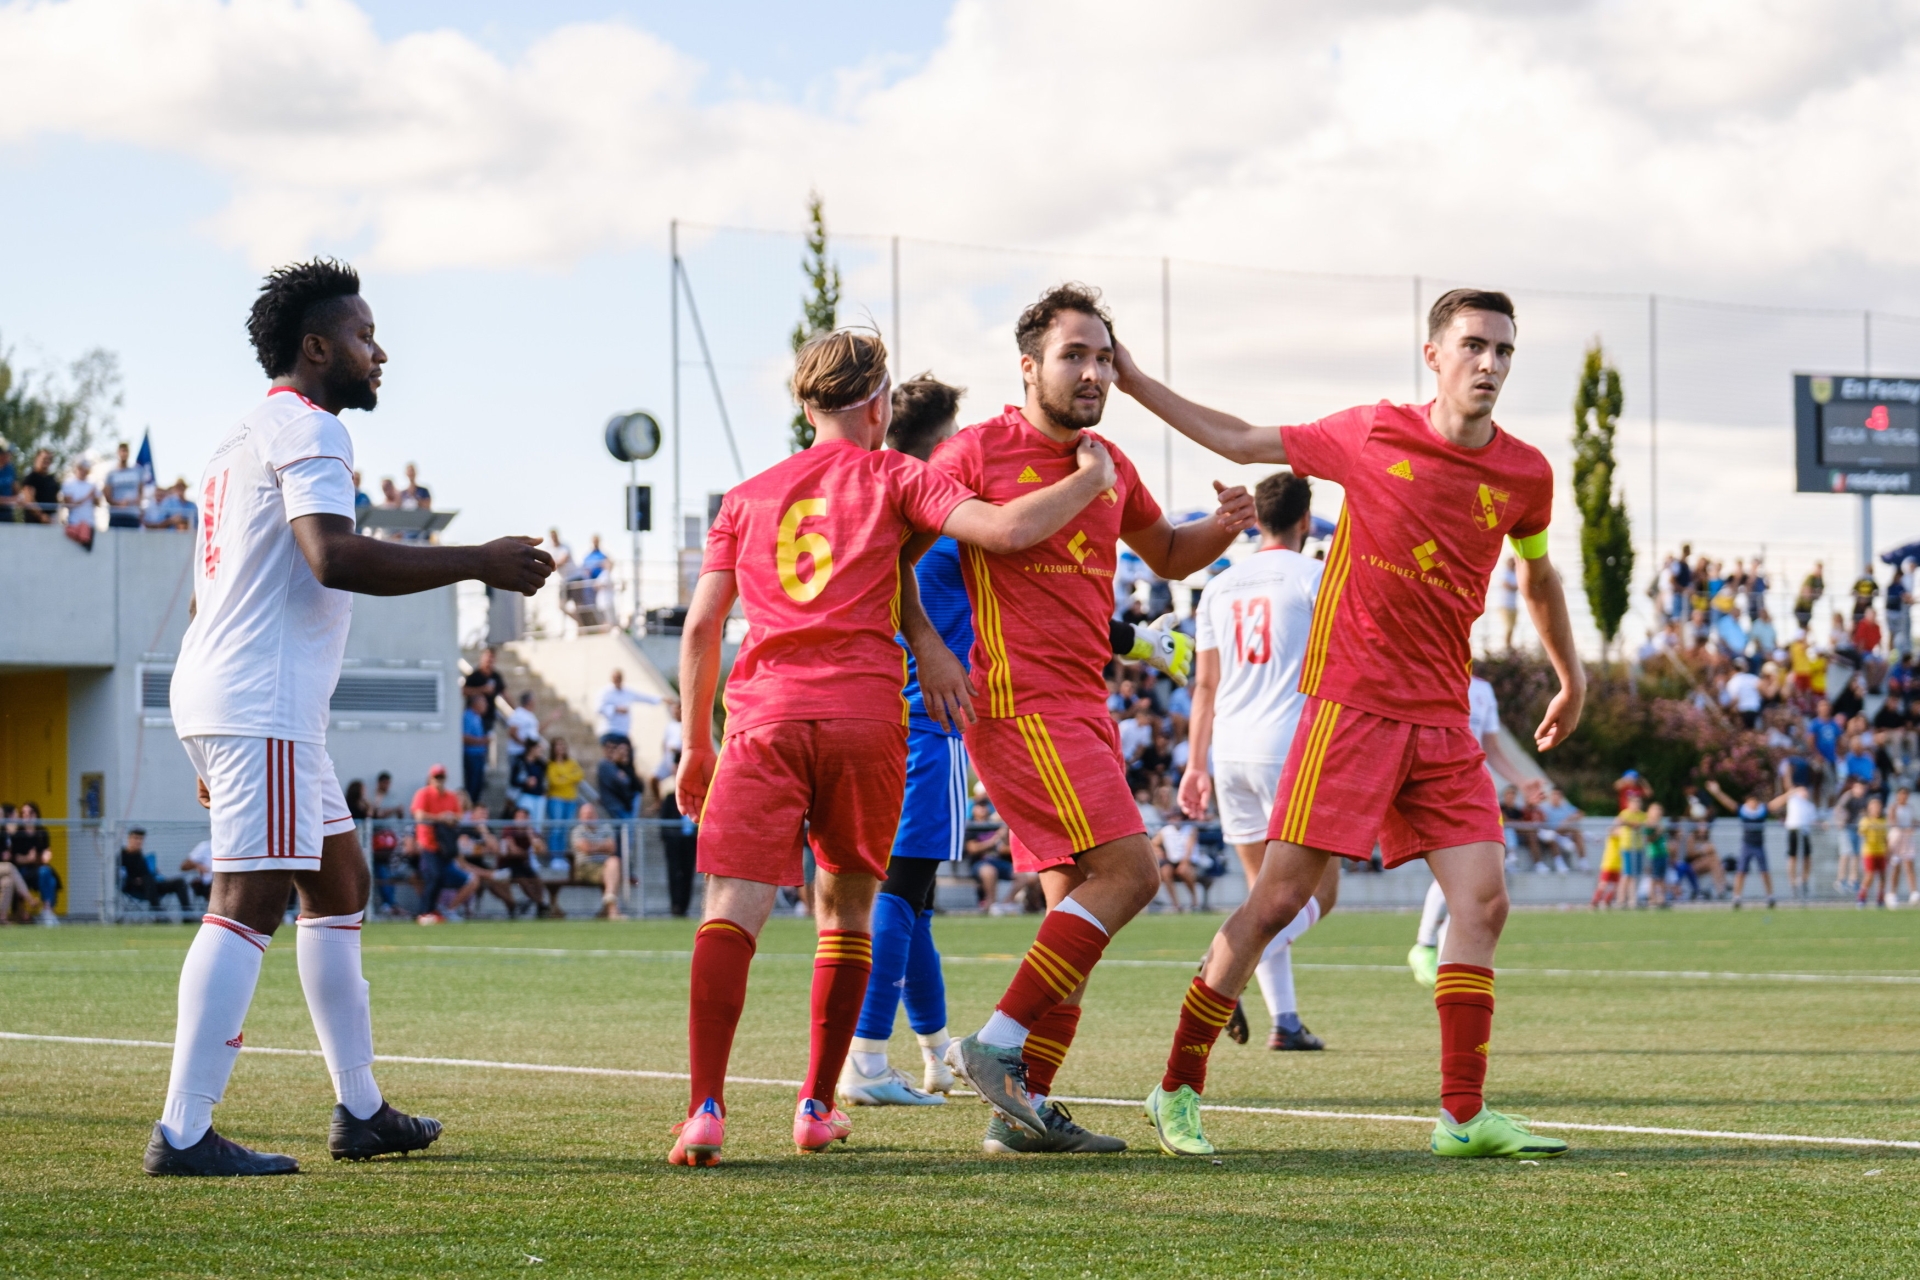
[1572,341,1634,661]
[788,192,840,453]
[0,337,122,470]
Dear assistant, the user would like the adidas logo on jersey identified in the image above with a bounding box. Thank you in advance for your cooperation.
[1017,465,1043,483]
[1387,459,1414,481]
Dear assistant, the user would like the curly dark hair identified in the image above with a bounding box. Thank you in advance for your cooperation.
[886,373,965,459]
[247,258,362,377]
[1014,282,1114,361]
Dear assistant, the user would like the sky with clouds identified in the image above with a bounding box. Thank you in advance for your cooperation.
[6,0,1920,646]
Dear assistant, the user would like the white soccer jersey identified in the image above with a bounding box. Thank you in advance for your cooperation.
[1194,548,1324,764]
[1468,676,1500,742]
[171,388,357,745]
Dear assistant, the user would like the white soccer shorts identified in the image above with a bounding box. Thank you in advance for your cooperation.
[181,735,353,872]
[1214,758,1285,846]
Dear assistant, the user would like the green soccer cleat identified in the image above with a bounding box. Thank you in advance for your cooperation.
[1430,1107,1569,1159]
[1143,1083,1214,1157]
[1407,943,1439,988]
[983,1102,1128,1154]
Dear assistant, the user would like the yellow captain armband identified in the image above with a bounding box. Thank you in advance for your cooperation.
[1509,528,1550,560]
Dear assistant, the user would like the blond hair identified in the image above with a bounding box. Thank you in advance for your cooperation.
[792,328,890,412]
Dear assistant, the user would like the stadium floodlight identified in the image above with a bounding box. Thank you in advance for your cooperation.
[605,410,662,463]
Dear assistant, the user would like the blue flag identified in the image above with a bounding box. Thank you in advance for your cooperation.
[135,430,155,490]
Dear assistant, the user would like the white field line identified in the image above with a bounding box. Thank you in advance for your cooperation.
[14,944,1920,986]
[6,1029,1919,1153]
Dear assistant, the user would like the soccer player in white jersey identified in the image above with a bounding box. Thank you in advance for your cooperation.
[145,260,554,1176]
[1405,669,1537,987]
[1179,472,1340,1050]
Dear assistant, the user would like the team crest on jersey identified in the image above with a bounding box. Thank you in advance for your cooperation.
[1471,483,1510,531]
[1017,465,1043,483]
[1412,539,1444,572]
[1100,487,1118,505]
[1387,459,1414,481]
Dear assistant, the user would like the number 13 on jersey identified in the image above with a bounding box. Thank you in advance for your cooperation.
[777,498,835,603]
[1231,596,1271,665]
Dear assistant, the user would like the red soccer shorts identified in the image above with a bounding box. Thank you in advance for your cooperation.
[1268,698,1501,869]
[1864,855,1888,875]
[966,712,1144,873]
[697,719,907,885]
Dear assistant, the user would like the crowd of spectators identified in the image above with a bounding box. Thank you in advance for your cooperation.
[0,437,199,550]
[0,803,62,924]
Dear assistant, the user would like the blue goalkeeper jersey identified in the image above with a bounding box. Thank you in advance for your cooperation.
[899,536,974,739]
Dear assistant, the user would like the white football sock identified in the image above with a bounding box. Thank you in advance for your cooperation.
[159,915,271,1148]
[296,911,382,1120]
[978,1009,1029,1050]
[1253,898,1323,1027]
[1416,879,1448,948]
[849,1036,890,1079]
[916,1027,952,1062]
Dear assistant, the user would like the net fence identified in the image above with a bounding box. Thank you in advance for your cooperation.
[628,220,1920,658]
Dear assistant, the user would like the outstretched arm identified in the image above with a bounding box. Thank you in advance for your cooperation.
[1121,481,1257,581]
[1517,551,1586,751]
[940,436,1115,553]
[1114,341,1288,466]
[291,514,553,596]
[674,570,737,819]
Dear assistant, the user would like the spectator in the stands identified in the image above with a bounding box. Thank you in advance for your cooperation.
[503,692,542,811]
[1540,788,1588,867]
[119,828,191,911]
[1722,658,1763,729]
[596,738,640,820]
[650,697,684,808]
[495,807,551,917]
[545,737,584,848]
[18,449,59,524]
[1852,566,1879,624]
[59,457,100,545]
[142,478,197,530]
[0,438,14,518]
[399,462,430,509]
[180,839,214,903]
[367,771,404,819]
[461,692,490,806]
[964,796,1015,910]
[596,668,659,748]
[102,441,145,529]
[462,647,507,733]
[568,802,625,920]
[7,803,58,919]
[657,786,699,917]
[410,764,465,923]
[510,738,549,824]
[1614,769,1651,813]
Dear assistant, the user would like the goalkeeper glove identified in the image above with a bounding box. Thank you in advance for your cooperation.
[1126,613,1195,687]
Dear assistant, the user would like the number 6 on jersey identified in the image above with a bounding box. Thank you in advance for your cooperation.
[778,498,835,603]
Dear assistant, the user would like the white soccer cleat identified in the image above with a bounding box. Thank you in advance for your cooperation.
[836,1060,946,1107]
[921,1048,956,1095]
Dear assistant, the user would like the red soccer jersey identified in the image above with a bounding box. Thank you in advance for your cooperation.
[1284,401,1552,728]
[931,406,1163,717]
[704,437,975,735]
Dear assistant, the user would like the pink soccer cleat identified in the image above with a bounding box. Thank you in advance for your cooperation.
[793,1097,853,1153]
[669,1098,726,1167]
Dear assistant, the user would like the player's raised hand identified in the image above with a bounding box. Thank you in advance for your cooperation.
[676,743,717,821]
[1210,480,1256,533]
[478,536,555,595]
[1178,767,1212,821]
[1533,684,1584,752]
[1074,435,1117,490]
[1112,339,1144,395]
[916,645,977,732]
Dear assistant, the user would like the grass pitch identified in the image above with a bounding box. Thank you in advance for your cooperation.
[4,906,1920,1277]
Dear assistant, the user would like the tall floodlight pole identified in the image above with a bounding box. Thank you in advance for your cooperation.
[1161,256,1172,505]
[671,219,682,566]
[1649,293,1658,569]
[629,456,640,627]
[1863,310,1875,574]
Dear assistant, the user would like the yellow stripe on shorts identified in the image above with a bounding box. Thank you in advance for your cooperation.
[1014,713,1095,851]
[1280,702,1342,845]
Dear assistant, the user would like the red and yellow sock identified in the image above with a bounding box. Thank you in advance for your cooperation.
[687,919,757,1117]
[1159,976,1235,1094]
[1022,1002,1082,1097]
[803,929,873,1106]
[997,910,1109,1028]
[1434,962,1495,1124]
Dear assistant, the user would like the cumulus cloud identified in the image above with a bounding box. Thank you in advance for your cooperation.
[4,0,1920,297]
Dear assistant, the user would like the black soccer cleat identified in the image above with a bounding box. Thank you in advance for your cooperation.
[328,1102,443,1161]
[1224,999,1250,1046]
[144,1123,300,1177]
[1268,1023,1325,1051]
